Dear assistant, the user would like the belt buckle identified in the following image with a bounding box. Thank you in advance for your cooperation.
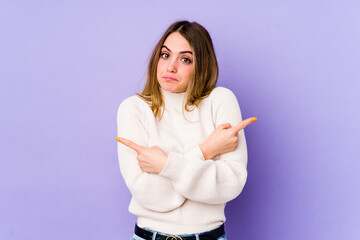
[165,235,183,240]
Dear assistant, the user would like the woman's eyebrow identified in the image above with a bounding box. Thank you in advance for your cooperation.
[161,45,193,55]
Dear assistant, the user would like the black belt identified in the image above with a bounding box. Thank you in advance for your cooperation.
[134,223,225,240]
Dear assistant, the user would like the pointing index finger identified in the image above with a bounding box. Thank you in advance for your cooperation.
[232,117,257,133]
[116,137,143,154]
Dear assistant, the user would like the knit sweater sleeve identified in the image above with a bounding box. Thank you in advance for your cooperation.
[158,88,248,204]
[117,97,186,212]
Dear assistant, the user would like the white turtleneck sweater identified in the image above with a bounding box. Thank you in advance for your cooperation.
[116,86,248,234]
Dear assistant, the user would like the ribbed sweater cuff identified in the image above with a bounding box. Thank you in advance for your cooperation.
[159,145,205,180]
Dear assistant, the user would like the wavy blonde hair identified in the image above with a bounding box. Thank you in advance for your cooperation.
[136,20,219,121]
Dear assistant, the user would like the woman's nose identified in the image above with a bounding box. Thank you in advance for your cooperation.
[166,58,177,73]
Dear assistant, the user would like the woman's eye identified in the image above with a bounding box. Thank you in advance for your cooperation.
[182,57,192,64]
[160,53,169,58]
[160,53,191,63]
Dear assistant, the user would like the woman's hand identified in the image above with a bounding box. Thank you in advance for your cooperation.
[116,137,167,174]
[199,117,257,160]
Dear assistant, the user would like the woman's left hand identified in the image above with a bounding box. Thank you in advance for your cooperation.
[116,137,167,174]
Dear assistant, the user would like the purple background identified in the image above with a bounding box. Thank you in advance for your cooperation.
[1,1,359,239]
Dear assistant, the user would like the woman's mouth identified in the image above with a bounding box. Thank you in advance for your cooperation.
[163,76,177,81]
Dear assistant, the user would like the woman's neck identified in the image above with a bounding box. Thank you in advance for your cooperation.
[160,87,187,111]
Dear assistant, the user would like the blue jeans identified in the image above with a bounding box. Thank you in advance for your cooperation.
[130,225,227,240]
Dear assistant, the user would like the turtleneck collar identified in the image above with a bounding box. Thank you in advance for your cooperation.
[160,87,187,111]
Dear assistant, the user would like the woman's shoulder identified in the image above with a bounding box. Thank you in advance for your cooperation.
[117,94,148,117]
[208,86,238,103]
[210,86,235,96]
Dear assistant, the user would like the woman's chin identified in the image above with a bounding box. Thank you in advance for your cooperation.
[161,84,177,92]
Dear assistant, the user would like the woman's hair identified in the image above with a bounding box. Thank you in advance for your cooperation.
[136,20,219,121]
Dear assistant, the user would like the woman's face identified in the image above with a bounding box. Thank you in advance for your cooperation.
[157,32,194,93]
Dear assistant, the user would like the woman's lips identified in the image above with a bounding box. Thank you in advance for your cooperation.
[163,76,177,81]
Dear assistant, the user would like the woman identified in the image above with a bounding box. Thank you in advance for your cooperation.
[116,20,256,240]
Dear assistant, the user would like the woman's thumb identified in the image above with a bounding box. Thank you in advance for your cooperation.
[220,123,231,129]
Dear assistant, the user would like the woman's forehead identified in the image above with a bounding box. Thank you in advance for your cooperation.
[163,32,192,53]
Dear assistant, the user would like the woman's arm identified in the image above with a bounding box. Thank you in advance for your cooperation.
[158,88,249,204]
[117,98,186,212]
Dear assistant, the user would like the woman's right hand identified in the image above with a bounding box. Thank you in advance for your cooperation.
[199,117,257,160]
